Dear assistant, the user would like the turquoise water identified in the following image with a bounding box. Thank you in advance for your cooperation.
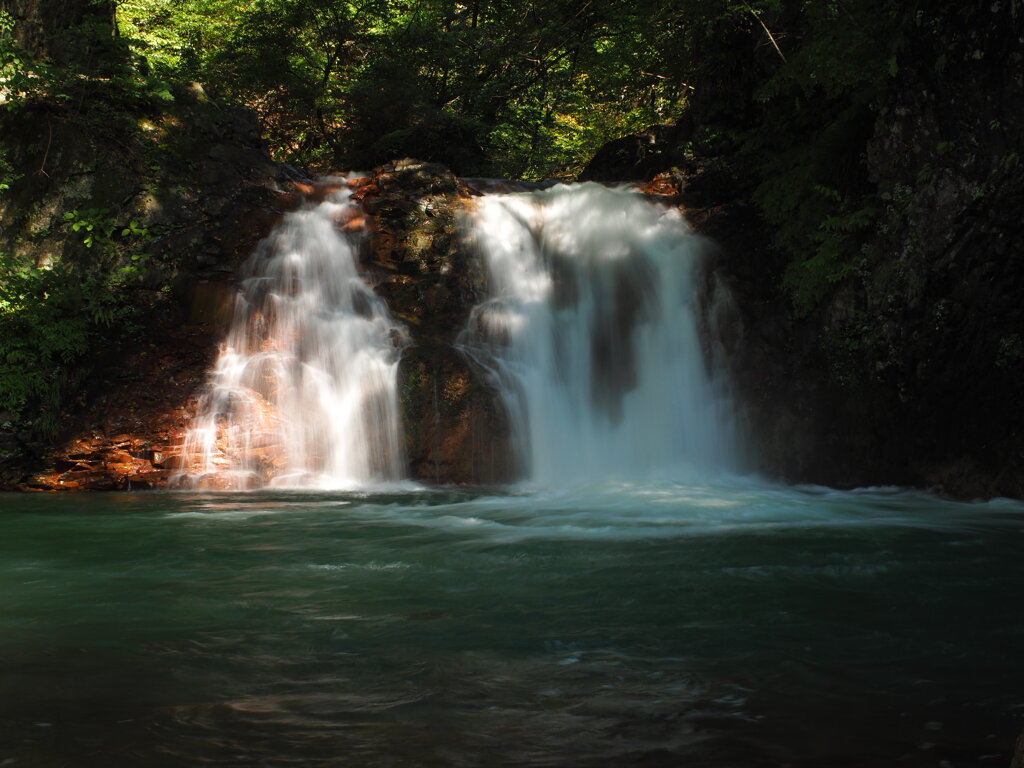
[1,480,1022,766]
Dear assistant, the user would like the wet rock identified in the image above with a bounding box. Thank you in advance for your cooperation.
[398,345,518,484]
[126,469,169,487]
[344,161,529,485]
[355,159,487,344]
[579,124,689,183]
[43,470,119,491]
[189,280,237,330]
[0,432,17,452]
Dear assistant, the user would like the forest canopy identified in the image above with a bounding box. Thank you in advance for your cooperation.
[115,0,695,178]
[4,0,921,183]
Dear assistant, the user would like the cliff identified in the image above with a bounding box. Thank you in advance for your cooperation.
[731,3,1023,498]
[0,157,520,490]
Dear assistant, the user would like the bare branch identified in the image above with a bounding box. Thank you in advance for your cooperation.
[745,4,786,63]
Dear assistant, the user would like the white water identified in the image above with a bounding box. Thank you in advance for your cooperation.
[175,184,408,490]
[177,181,736,489]
[459,183,737,485]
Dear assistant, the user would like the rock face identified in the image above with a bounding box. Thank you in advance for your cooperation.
[398,345,518,485]
[578,123,688,184]
[696,170,1024,499]
[774,4,1021,499]
[351,160,489,342]
[351,160,516,485]
[0,85,287,274]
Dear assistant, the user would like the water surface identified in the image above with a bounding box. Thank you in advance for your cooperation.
[1,480,1022,766]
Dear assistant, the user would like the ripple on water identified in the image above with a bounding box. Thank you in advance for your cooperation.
[0,482,1022,767]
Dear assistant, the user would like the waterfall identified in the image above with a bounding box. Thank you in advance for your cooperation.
[459,183,737,485]
[175,179,736,490]
[175,183,408,490]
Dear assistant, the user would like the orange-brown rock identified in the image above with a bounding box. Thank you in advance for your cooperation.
[125,469,170,489]
[639,172,684,198]
[12,303,219,492]
[340,214,367,233]
[189,280,237,330]
[370,230,396,264]
[289,179,347,203]
[354,160,485,346]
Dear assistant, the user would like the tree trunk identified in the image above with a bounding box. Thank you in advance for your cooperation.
[1,0,116,65]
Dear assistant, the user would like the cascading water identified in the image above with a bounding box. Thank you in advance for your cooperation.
[175,183,408,490]
[459,182,737,485]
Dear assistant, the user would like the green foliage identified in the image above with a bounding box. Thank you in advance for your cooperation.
[114,0,689,177]
[62,208,155,288]
[0,146,17,193]
[0,3,180,129]
[0,251,118,435]
[684,0,908,314]
[0,206,155,435]
[782,192,877,316]
[996,334,1023,370]
[64,207,117,249]
[0,4,187,441]
[2,0,968,361]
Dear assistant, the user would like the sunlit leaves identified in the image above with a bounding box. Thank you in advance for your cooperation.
[113,0,696,177]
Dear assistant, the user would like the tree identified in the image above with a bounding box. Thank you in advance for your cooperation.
[1,0,119,67]
[113,0,693,177]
